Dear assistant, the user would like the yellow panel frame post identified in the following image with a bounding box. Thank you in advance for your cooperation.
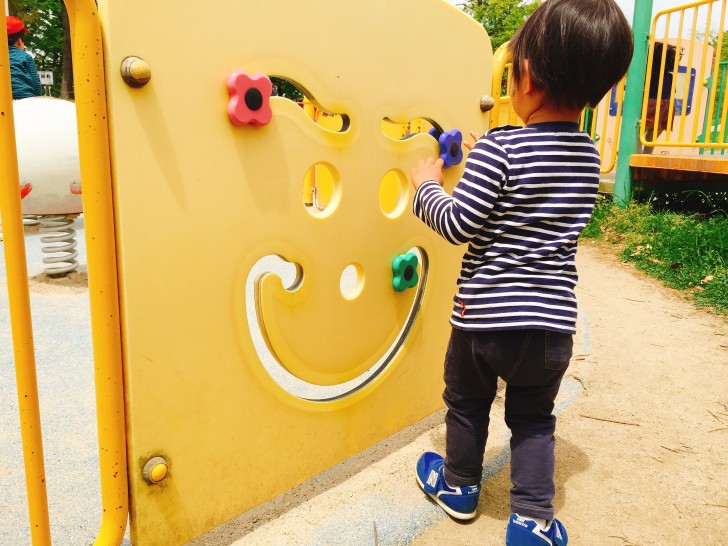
[63,0,129,543]
[490,42,510,130]
[0,4,51,544]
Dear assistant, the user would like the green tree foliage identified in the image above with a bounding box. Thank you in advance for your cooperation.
[696,27,728,63]
[8,0,69,97]
[460,0,541,51]
[271,77,304,102]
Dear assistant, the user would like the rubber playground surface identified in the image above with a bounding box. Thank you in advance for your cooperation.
[1,218,727,545]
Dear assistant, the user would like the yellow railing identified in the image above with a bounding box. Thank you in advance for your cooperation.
[2,0,128,544]
[490,43,624,174]
[641,0,728,151]
[67,1,129,543]
[490,43,523,129]
[580,78,627,174]
[0,5,51,544]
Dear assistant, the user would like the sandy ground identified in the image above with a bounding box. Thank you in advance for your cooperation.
[193,241,728,546]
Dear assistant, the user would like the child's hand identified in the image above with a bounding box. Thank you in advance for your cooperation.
[463,130,481,151]
[410,157,445,190]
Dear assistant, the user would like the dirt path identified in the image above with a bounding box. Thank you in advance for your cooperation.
[412,242,728,545]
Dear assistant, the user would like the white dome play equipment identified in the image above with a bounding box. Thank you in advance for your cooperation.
[2,97,83,275]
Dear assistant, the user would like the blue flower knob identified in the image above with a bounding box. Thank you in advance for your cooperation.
[428,128,464,168]
[438,129,464,168]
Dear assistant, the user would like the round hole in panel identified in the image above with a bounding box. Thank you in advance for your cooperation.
[379,169,407,218]
[339,263,365,300]
[302,162,340,217]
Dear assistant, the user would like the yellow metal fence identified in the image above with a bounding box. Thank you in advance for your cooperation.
[0,19,51,546]
[580,79,627,174]
[641,0,728,153]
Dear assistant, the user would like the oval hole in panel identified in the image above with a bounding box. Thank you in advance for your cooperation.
[302,162,339,216]
[339,263,364,300]
[379,170,408,218]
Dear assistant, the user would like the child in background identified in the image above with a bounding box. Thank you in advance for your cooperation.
[410,0,633,544]
[6,15,42,100]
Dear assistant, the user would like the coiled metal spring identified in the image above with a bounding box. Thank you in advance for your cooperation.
[39,214,79,276]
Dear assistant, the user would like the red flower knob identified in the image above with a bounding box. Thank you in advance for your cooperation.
[227,72,273,127]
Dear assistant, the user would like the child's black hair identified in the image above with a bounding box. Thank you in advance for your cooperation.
[8,31,25,46]
[509,0,634,109]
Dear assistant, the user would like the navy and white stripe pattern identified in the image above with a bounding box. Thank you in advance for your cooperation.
[414,122,600,334]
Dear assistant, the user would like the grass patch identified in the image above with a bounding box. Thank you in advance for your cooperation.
[581,194,728,316]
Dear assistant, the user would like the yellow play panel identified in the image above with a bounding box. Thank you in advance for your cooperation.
[96,0,492,544]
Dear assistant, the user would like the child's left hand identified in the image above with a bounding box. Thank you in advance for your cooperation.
[410,157,445,190]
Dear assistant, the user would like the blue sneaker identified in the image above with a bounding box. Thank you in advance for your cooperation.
[506,513,568,545]
[415,452,480,520]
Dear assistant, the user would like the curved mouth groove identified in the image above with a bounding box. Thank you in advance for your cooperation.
[245,249,428,402]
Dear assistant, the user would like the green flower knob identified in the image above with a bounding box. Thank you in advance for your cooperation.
[392,252,419,292]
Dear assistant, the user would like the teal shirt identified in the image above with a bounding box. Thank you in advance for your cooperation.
[8,45,42,99]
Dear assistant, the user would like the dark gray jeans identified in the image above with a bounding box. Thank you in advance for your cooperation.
[442,327,573,520]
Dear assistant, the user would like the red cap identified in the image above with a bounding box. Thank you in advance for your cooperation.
[6,16,28,36]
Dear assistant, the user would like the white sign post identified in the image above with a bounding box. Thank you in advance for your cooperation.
[38,70,54,95]
[38,71,54,86]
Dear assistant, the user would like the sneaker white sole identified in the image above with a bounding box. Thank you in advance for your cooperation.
[415,476,477,521]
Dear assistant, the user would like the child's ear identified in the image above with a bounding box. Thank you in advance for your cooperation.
[521,59,535,95]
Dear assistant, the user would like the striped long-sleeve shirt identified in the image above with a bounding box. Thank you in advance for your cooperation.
[414,121,600,334]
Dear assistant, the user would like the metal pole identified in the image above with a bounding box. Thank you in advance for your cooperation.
[62,1,129,542]
[614,0,654,206]
[0,2,53,544]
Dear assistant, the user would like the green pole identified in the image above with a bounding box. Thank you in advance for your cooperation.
[614,0,654,206]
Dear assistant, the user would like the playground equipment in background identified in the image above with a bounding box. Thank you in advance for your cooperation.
[492,0,728,193]
[12,99,82,215]
[699,60,728,153]
[0,97,82,274]
[628,0,728,191]
[640,38,717,154]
